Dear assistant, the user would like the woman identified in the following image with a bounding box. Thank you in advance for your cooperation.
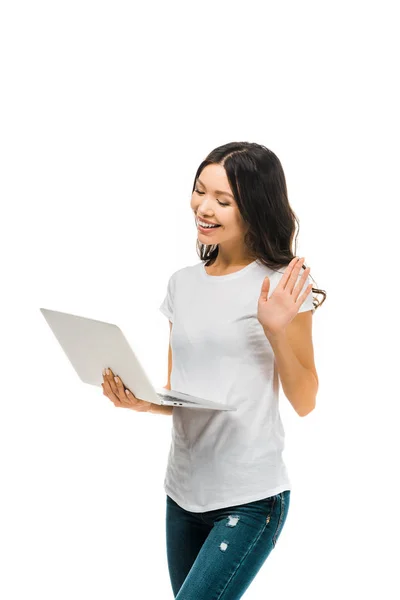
[102,141,326,599]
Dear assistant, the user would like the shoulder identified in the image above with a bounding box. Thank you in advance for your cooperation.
[170,263,203,284]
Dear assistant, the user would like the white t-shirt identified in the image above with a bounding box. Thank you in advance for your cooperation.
[159,259,315,512]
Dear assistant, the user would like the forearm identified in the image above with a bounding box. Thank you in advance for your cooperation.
[264,328,318,416]
[149,403,173,415]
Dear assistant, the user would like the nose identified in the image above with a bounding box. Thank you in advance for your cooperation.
[196,195,216,217]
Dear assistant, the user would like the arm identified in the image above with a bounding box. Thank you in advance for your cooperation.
[149,397,173,415]
[264,310,318,417]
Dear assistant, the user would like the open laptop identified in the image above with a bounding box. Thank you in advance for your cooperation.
[39,308,237,412]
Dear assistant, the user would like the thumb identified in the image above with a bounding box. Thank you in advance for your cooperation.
[260,276,270,300]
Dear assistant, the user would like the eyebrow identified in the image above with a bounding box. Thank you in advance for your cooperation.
[196,178,234,199]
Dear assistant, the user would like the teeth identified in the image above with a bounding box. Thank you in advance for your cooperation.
[197,219,219,228]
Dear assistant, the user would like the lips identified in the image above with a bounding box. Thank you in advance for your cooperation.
[196,216,220,225]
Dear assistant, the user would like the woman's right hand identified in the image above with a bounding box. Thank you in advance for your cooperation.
[102,367,152,412]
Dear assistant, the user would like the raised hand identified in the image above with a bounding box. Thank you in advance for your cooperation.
[257,256,312,337]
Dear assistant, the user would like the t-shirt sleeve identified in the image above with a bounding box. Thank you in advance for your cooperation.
[159,272,176,322]
[297,272,315,314]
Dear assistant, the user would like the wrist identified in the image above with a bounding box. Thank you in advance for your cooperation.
[263,326,287,342]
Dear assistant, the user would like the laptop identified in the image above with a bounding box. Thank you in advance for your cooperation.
[39,308,237,412]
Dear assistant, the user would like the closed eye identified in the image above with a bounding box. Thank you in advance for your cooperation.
[194,189,230,206]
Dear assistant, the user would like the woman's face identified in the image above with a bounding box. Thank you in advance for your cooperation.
[190,163,249,244]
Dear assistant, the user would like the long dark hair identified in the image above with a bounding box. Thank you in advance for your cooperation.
[193,141,326,312]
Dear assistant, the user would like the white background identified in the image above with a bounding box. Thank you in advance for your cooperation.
[1,1,398,598]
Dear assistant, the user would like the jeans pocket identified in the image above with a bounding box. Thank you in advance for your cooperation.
[272,492,290,547]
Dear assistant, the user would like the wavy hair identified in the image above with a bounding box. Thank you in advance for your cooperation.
[193,141,326,312]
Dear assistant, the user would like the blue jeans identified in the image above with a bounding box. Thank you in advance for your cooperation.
[166,490,290,599]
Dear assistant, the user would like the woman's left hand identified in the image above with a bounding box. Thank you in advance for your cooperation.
[257,257,312,338]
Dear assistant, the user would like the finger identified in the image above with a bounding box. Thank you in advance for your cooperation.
[111,376,141,409]
[113,376,129,403]
[293,266,310,301]
[102,382,114,402]
[296,282,313,308]
[282,257,307,295]
[286,257,306,292]
[276,257,301,291]
[102,369,115,396]
[104,368,119,397]
[103,380,120,404]
[102,378,121,405]
[293,267,312,305]
[103,367,115,380]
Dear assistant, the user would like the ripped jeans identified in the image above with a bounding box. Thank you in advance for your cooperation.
[165,491,290,599]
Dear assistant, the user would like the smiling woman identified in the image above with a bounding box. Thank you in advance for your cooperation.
[158,140,326,599]
[190,143,326,309]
